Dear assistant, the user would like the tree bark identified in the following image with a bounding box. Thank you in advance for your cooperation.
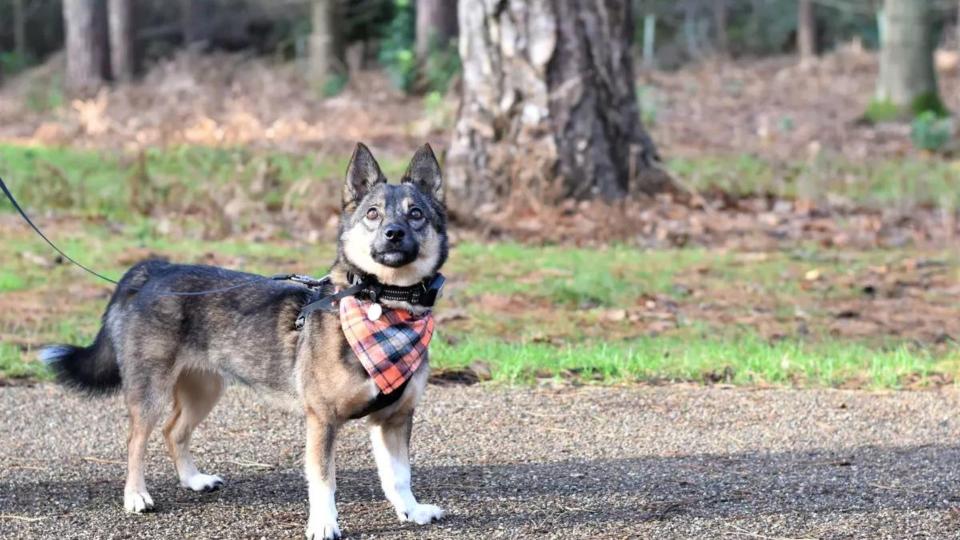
[876,0,938,109]
[108,0,134,82]
[712,0,728,57]
[416,0,458,61]
[797,0,816,65]
[447,0,669,215]
[63,0,107,95]
[180,0,212,45]
[309,0,343,89]
[13,0,26,58]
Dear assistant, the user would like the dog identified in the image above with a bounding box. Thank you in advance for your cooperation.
[40,143,449,539]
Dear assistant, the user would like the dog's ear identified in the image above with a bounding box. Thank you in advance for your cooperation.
[401,143,443,201]
[344,142,386,207]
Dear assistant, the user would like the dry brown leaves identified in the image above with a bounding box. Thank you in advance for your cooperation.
[478,192,958,250]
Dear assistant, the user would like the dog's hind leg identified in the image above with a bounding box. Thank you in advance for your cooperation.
[369,411,444,525]
[163,370,225,493]
[124,398,162,513]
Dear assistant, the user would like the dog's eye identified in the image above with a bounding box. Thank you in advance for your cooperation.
[365,208,380,220]
[408,208,423,220]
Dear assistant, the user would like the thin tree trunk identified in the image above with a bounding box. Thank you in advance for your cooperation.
[682,1,700,60]
[797,0,816,65]
[447,0,670,216]
[63,0,107,95]
[876,0,939,110]
[13,0,26,58]
[416,0,458,61]
[108,0,134,81]
[712,0,728,57]
[309,0,342,90]
[179,0,207,45]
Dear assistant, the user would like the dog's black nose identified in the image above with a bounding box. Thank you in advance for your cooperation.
[384,225,406,242]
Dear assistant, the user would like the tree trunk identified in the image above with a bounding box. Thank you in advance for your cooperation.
[13,0,26,58]
[797,0,816,65]
[416,0,458,61]
[63,0,107,95]
[712,0,728,57]
[108,0,134,82]
[876,0,939,110]
[309,0,342,90]
[447,0,669,214]
[180,0,211,45]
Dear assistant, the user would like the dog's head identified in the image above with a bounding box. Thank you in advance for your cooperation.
[338,143,448,287]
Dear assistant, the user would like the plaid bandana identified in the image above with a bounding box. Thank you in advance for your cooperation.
[339,295,435,394]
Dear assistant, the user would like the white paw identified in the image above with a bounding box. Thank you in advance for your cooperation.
[124,490,155,513]
[305,517,341,540]
[399,503,445,525]
[182,473,225,493]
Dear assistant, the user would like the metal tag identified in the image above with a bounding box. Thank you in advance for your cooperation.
[367,302,383,321]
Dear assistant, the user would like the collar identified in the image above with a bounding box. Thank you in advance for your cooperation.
[345,272,445,306]
[295,273,445,330]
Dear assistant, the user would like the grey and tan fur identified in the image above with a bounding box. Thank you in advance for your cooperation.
[41,143,449,540]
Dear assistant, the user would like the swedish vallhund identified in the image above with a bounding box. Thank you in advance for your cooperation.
[41,143,449,539]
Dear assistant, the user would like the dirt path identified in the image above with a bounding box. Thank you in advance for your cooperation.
[2,383,960,539]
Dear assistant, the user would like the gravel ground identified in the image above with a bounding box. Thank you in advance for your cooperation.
[3,383,960,539]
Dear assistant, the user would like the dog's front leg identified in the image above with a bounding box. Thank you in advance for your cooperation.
[370,412,444,525]
[305,409,340,540]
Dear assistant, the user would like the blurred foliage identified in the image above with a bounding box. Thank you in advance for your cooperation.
[910,111,954,152]
[378,0,417,92]
[636,85,660,126]
[0,51,32,76]
[633,0,957,68]
[864,99,902,123]
[911,91,949,118]
[0,0,63,68]
[420,37,460,94]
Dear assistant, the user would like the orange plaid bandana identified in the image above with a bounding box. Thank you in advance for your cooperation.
[339,295,435,394]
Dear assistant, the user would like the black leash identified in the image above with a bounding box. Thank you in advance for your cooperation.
[0,174,325,297]
[0,175,120,285]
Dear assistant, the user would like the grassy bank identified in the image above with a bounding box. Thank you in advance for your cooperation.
[1,144,958,389]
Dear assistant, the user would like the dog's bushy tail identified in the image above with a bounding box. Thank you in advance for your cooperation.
[40,328,121,395]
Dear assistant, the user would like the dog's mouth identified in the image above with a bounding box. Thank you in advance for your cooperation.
[371,248,418,268]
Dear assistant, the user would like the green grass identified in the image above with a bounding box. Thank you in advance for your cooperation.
[431,334,955,389]
[450,243,709,307]
[2,143,960,389]
[0,144,409,219]
[3,145,960,221]
[0,342,52,380]
[0,269,27,292]
[1,233,957,388]
[668,153,960,210]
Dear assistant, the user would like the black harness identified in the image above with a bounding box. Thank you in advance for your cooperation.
[293,273,445,330]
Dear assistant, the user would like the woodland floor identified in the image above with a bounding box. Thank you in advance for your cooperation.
[0,47,959,389]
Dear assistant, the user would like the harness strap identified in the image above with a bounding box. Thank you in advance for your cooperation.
[295,281,365,329]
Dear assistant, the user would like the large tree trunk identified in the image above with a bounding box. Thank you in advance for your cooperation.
[63,0,107,95]
[108,0,134,82]
[308,0,342,90]
[447,0,669,215]
[416,0,458,61]
[797,0,816,65]
[876,0,939,110]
